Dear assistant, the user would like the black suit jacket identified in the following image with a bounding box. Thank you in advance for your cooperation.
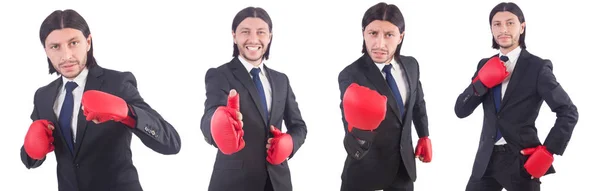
[200,57,308,191]
[454,49,578,179]
[20,65,181,191]
[338,54,429,189]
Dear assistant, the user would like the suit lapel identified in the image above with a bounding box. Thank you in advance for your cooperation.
[228,58,268,126]
[73,66,104,157]
[500,50,530,110]
[41,78,67,153]
[264,65,279,126]
[398,56,414,122]
[359,55,403,123]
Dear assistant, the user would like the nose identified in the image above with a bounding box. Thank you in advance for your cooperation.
[374,34,385,48]
[500,23,509,33]
[247,31,260,43]
[59,47,73,62]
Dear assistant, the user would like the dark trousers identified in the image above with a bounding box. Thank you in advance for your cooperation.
[264,174,274,191]
[466,145,541,191]
[341,161,414,191]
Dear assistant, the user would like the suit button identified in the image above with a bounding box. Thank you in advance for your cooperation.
[74,164,79,168]
[150,130,156,136]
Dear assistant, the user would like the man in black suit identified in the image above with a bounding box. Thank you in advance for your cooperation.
[337,3,432,191]
[20,9,181,191]
[455,2,578,191]
[200,6,308,191]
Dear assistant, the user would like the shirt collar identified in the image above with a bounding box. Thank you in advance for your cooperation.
[61,67,88,89]
[374,57,399,72]
[238,55,266,74]
[500,46,522,62]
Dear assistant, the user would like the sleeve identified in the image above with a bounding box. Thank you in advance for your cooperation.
[121,72,181,155]
[338,68,376,160]
[454,59,488,118]
[537,60,579,155]
[411,58,429,138]
[281,74,308,159]
[200,68,230,147]
[20,88,46,169]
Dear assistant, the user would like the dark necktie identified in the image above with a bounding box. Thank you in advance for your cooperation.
[59,81,78,154]
[493,55,509,141]
[250,68,269,122]
[382,64,405,116]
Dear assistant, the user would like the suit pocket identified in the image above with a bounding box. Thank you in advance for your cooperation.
[214,159,244,170]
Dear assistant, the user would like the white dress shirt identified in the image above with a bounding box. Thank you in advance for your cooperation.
[374,58,409,106]
[239,56,272,113]
[53,67,89,142]
[495,46,521,145]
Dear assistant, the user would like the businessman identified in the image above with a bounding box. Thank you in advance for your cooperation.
[200,6,308,191]
[20,9,181,191]
[338,2,432,191]
[454,2,578,191]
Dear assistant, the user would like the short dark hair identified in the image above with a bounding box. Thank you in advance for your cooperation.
[489,2,526,49]
[361,2,406,61]
[39,9,98,75]
[231,7,273,60]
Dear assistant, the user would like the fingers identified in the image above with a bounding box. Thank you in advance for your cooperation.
[521,147,537,155]
[237,111,243,121]
[48,124,55,130]
[227,89,239,110]
[93,119,99,124]
[266,138,274,149]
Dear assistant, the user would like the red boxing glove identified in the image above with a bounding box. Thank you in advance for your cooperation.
[24,120,55,160]
[82,90,136,128]
[472,56,509,88]
[211,90,245,155]
[415,136,432,162]
[521,145,554,178]
[342,83,387,132]
[267,126,293,165]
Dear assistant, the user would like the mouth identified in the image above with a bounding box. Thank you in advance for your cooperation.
[372,51,387,56]
[245,45,262,51]
[60,63,77,69]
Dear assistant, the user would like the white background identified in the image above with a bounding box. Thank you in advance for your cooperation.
[0,0,597,190]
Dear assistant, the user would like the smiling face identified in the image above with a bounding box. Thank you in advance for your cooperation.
[491,11,525,52]
[44,28,91,79]
[232,17,272,66]
[363,20,404,64]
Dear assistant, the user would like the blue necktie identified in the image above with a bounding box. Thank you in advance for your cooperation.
[59,81,78,154]
[493,55,509,141]
[250,68,269,122]
[382,64,404,116]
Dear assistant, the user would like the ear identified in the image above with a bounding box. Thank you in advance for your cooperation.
[520,22,526,34]
[232,31,237,44]
[86,34,92,52]
[398,31,406,45]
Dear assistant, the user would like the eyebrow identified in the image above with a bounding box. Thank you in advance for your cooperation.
[47,37,79,46]
[493,18,516,23]
[239,27,268,31]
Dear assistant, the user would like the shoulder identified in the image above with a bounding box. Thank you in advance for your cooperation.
[522,50,552,68]
[264,65,289,82]
[34,77,61,100]
[339,55,365,77]
[206,60,235,77]
[399,55,418,64]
